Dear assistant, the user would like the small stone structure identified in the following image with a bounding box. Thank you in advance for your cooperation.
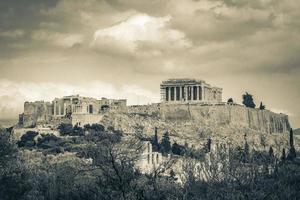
[136,141,164,173]
[160,78,222,103]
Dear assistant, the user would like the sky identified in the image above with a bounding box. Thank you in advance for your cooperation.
[0,0,299,128]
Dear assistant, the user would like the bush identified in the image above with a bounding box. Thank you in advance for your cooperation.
[58,123,73,135]
[17,131,38,148]
[90,124,105,132]
[73,125,84,136]
[171,142,186,155]
[37,134,62,149]
[242,92,256,108]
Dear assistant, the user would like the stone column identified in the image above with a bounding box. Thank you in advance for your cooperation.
[168,87,171,101]
[174,86,177,101]
[63,103,66,115]
[53,101,56,116]
[202,86,205,101]
[185,86,188,101]
[58,104,61,116]
[191,86,194,101]
[165,87,168,101]
[179,86,182,101]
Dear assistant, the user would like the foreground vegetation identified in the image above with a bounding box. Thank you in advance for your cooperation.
[0,125,299,200]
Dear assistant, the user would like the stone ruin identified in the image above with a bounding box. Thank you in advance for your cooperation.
[18,79,290,136]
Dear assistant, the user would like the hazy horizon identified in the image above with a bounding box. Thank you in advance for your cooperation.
[1,0,300,128]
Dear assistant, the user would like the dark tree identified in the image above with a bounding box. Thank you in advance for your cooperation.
[227,98,234,104]
[269,146,275,163]
[58,123,73,135]
[281,148,286,162]
[259,102,266,110]
[171,142,186,155]
[160,131,171,154]
[73,125,84,136]
[152,127,160,151]
[289,128,294,148]
[242,141,250,163]
[0,129,30,200]
[205,138,212,153]
[91,123,105,132]
[17,131,38,147]
[287,129,297,160]
[242,92,256,108]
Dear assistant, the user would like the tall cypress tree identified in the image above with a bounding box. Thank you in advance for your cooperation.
[152,127,159,151]
[287,128,297,160]
[281,148,286,162]
[242,141,250,163]
[161,131,171,154]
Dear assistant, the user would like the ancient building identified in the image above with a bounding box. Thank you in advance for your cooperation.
[160,79,222,103]
[20,95,127,127]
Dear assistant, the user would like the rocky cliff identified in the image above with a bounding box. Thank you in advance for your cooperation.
[100,103,290,155]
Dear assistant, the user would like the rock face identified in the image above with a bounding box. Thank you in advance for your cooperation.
[100,103,290,155]
[160,103,290,134]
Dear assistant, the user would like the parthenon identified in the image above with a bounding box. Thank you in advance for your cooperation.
[160,78,222,103]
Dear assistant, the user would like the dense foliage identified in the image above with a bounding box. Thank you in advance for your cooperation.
[242,92,256,108]
[0,126,300,200]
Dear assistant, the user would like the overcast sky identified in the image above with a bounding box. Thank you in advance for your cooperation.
[0,0,299,128]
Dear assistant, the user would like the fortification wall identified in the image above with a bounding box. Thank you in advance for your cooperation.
[126,104,161,117]
[22,101,53,127]
[71,114,103,127]
[160,103,290,134]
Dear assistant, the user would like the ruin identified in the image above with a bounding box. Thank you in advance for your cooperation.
[19,95,126,127]
[18,79,290,135]
[160,78,222,103]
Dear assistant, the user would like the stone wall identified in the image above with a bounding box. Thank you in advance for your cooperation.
[126,104,161,117]
[160,103,290,134]
[22,101,53,127]
[71,114,103,127]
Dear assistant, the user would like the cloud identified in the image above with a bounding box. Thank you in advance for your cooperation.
[0,30,24,38]
[92,13,191,53]
[32,30,83,48]
[0,79,159,119]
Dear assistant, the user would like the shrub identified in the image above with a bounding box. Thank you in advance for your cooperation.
[37,134,62,149]
[17,131,38,148]
[242,92,256,108]
[171,142,186,155]
[58,123,73,135]
[90,124,105,132]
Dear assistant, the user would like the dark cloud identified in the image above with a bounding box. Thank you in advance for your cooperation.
[0,0,299,127]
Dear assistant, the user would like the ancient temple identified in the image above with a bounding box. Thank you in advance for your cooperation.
[160,78,222,103]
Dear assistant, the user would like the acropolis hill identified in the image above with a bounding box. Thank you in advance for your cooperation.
[17,78,291,154]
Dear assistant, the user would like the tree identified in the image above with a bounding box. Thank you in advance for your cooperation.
[269,146,275,163]
[289,128,294,148]
[0,129,30,200]
[242,92,256,108]
[227,98,234,104]
[259,102,265,110]
[242,141,250,163]
[160,132,171,154]
[171,142,186,155]
[91,123,105,132]
[287,129,297,160]
[17,131,38,148]
[57,123,73,135]
[205,138,212,153]
[281,148,286,162]
[152,127,160,152]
